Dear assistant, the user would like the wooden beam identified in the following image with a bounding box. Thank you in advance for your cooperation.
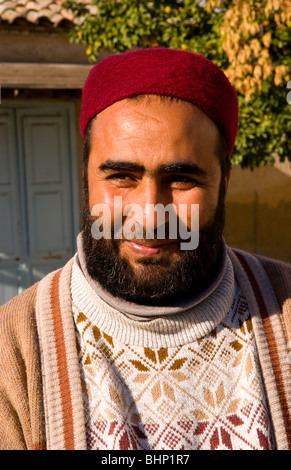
[0,63,93,89]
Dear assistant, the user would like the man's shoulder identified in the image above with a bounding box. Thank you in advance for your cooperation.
[0,283,41,366]
[228,246,291,302]
[251,251,291,298]
[0,257,75,320]
[0,282,39,327]
[229,246,291,274]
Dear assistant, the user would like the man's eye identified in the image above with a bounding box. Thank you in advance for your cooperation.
[106,173,137,182]
[167,175,197,185]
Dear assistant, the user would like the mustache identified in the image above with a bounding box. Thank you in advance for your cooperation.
[91,214,198,240]
[89,200,200,248]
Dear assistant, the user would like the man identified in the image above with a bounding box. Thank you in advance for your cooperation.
[0,48,290,450]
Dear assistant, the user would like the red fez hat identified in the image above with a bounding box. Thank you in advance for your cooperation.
[81,48,238,155]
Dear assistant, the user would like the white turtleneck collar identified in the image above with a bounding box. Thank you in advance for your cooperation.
[70,233,235,346]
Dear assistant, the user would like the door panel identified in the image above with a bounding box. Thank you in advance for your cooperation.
[0,111,22,303]
[31,191,65,254]
[0,192,15,256]
[0,111,21,261]
[21,114,72,260]
[26,118,63,184]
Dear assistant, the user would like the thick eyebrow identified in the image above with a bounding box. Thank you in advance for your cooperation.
[99,160,208,179]
[158,162,208,179]
[99,160,145,173]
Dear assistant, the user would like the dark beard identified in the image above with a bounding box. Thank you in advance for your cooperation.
[82,180,226,306]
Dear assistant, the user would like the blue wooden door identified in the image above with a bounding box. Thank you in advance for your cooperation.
[0,104,79,305]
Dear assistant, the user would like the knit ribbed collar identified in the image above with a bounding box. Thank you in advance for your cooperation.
[71,235,235,347]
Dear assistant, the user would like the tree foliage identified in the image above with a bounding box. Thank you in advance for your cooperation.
[63,0,291,169]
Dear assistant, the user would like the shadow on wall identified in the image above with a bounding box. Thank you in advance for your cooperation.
[225,159,291,263]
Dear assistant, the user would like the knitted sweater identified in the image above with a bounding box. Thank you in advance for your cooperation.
[0,247,290,450]
[71,256,274,450]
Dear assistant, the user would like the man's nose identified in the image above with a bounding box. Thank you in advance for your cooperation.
[127,178,171,229]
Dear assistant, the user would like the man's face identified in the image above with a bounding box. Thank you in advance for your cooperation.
[83,96,229,305]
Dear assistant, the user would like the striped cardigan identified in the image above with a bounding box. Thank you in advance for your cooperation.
[0,247,290,450]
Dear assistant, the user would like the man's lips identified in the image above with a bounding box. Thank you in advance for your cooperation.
[124,240,177,255]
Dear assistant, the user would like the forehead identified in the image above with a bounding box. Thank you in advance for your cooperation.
[89,96,219,170]
[92,95,217,136]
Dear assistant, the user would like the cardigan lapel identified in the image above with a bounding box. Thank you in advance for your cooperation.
[228,248,291,450]
[36,257,87,450]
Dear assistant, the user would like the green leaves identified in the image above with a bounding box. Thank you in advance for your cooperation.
[63,0,217,58]
[233,77,291,169]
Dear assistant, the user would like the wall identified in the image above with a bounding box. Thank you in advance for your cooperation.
[225,158,291,263]
[0,24,88,64]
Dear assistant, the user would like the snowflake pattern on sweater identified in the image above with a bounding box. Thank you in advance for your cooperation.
[72,276,275,450]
